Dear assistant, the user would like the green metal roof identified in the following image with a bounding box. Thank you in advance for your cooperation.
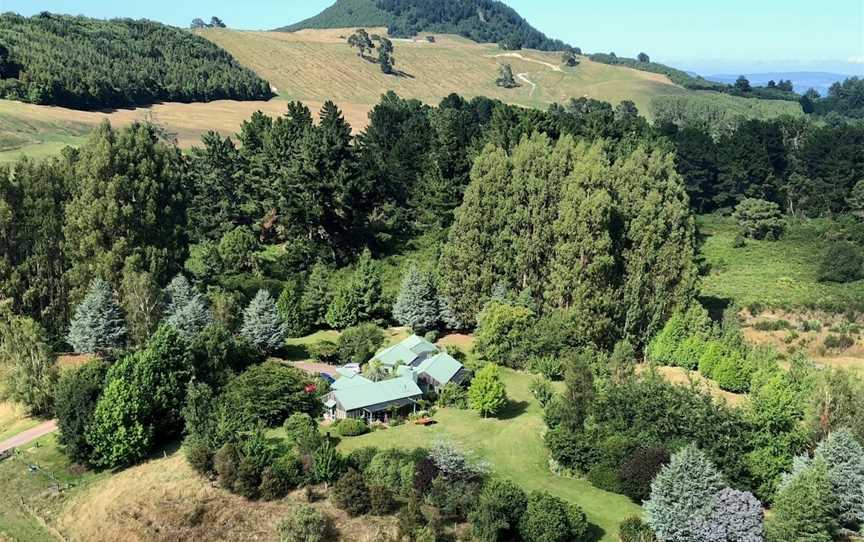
[333,377,423,411]
[374,335,438,367]
[331,373,374,391]
[416,352,463,385]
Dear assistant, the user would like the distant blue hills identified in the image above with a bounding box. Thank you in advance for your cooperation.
[705,72,854,97]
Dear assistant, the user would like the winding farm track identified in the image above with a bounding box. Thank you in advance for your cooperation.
[492,52,564,72]
[0,420,57,453]
[516,73,537,96]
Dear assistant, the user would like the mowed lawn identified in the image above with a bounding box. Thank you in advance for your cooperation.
[698,214,864,312]
[337,368,641,541]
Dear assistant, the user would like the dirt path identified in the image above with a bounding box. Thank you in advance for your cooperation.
[492,52,563,72]
[0,420,57,453]
[516,73,537,96]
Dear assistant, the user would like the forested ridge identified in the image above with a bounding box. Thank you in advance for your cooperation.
[0,13,272,110]
[280,0,570,51]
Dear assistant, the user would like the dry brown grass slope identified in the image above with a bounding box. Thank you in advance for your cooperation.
[199,27,689,116]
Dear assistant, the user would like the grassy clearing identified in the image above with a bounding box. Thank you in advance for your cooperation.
[698,214,864,313]
[336,367,641,541]
[0,434,107,542]
[0,401,40,442]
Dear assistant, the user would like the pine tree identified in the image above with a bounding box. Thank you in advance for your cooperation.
[767,457,838,542]
[645,445,725,542]
[277,279,310,337]
[814,429,864,529]
[66,278,127,353]
[164,274,212,340]
[393,265,440,332]
[469,363,508,418]
[240,289,288,354]
[301,262,334,327]
[353,249,385,323]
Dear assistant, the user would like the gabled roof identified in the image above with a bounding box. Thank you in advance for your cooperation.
[333,377,423,411]
[374,335,438,367]
[331,373,374,391]
[416,352,463,385]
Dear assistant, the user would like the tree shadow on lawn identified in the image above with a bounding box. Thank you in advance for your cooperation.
[496,400,528,420]
[585,523,606,542]
[282,344,310,362]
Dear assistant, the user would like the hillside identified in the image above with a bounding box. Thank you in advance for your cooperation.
[279,0,570,51]
[0,13,271,110]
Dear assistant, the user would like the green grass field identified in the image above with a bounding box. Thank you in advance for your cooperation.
[335,368,641,541]
[0,434,108,542]
[698,214,864,312]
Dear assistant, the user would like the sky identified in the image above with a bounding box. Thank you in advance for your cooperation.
[3,0,863,75]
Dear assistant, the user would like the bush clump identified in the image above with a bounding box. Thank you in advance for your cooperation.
[278,505,337,542]
[619,517,658,542]
[733,198,785,240]
[817,241,863,283]
[335,418,369,437]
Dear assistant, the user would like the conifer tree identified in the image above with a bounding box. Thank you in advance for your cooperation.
[814,429,864,529]
[767,457,838,542]
[277,279,310,337]
[690,488,765,542]
[164,274,212,340]
[645,445,725,541]
[241,289,288,354]
[393,265,440,332]
[301,262,334,327]
[66,278,127,353]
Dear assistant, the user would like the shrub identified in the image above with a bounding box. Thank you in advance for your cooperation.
[214,443,240,490]
[427,476,482,521]
[185,436,215,475]
[519,491,589,542]
[366,449,415,494]
[413,457,439,495]
[331,469,370,516]
[800,319,823,332]
[336,418,369,437]
[619,517,658,542]
[470,479,528,542]
[734,198,785,240]
[346,446,379,472]
[754,320,792,332]
[690,488,764,542]
[712,351,753,393]
[529,376,554,407]
[283,412,323,455]
[308,340,339,364]
[587,463,621,493]
[618,447,671,503]
[437,382,468,408]
[278,505,337,542]
[673,336,707,370]
[817,241,863,283]
[312,440,344,486]
[336,323,385,364]
[647,312,688,365]
[528,355,566,380]
[824,334,854,351]
[368,485,397,515]
[259,455,303,501]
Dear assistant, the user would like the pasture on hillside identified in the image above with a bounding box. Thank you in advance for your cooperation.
[698,214,864,313]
